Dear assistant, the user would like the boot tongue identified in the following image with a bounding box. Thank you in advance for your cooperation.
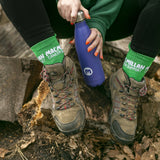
[120,69,146,96]
[129,78,146,96]
[45,63,65,90]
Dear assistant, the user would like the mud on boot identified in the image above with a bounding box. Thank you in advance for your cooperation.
[109,68,147,144]
[41,56,85,135]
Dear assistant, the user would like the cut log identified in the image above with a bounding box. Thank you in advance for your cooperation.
[0,21,42,122]
[0,57,42,122]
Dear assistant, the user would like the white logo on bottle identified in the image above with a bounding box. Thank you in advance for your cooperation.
[84,67,93,76]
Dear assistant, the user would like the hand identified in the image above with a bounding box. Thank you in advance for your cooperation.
[86,28,103,60]
[69,28,103,60]
[57,0,90,23]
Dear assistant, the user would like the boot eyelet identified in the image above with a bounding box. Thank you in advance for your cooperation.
[120,113,125,117]
[56,100,61,104]
[119,90,124,93]
[121,108,127,111]
[54,94,59,97]
[121,96,126,100]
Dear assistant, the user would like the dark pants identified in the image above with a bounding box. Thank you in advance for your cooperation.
[1,0,160,58]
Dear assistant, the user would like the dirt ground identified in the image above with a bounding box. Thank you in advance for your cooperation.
[1,44,160,160]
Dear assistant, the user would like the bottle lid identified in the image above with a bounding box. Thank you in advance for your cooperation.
[76,10,85,22]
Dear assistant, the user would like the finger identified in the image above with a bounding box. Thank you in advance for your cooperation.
[65,9,72,22]
[88,36,100,53]
[93,40,101,56]
[94,38,103,58]
[80,5,90,19]
[86,29,97,45]
[57,2,64,18]
[70,7,78,23]
[69,39,75,45]
[57,5,63,18]
[57,2,71,21]
[99,49,104,60]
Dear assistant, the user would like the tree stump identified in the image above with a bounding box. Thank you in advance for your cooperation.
[0,21,42,122]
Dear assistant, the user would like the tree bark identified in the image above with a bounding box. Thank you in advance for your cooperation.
[0,20,42,122]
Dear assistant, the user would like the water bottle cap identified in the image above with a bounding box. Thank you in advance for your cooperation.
[76,10,85,22]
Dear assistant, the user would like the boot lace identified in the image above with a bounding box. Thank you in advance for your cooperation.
[41,66,77,111]
[115,78,147,121]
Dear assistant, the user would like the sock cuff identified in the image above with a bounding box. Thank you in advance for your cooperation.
[31,35,58,52]
[123,43,154,81]
[31,35,64,65]
[129,43,154,62]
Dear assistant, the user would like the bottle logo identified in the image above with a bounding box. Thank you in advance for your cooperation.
[84,67,93,76]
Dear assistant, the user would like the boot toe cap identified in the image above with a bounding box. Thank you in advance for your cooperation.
[54,110,85,135]
[111,120,135,144]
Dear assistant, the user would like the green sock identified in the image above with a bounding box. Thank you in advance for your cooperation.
[123,44,154,82]
[31,35,64,65]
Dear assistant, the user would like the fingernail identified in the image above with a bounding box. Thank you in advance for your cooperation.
[70,22,74,25]
[94,52,99,56]
[85,41,90,45]
[100,55,103,60]
[88,48,92,52]
[87,14,91,19]
[69,40,73,44]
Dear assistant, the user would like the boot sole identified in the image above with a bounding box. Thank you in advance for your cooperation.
[61,119,85,136]
[109,119,134,145]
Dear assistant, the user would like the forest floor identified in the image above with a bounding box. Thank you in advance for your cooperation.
[1,42,160,160]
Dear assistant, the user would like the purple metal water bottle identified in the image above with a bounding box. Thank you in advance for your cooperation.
[75,10,105,87]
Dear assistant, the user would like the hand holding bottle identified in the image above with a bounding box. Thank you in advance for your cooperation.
[86,28,103,60]
[74,11,105,87]
[70,28,103,60]
[57,0,90,23]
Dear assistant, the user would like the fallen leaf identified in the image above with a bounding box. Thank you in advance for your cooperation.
[20,136,36,149]
[107,149,120,158]
[142,136,152,150]
[68,138,78,150]
[123,145,134,159]
[0,148,10,158]
[141,151,156,160]
[134,142,143,160]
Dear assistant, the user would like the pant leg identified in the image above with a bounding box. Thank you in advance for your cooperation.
[0,0,55,47]
[42,0,74,39]
[105,0,143,41]
[131,0,160,57]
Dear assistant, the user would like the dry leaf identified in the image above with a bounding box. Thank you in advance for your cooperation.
[123,145,134,159]
[156,132,160,137]
[134,142,143,160]
[68,138,78,150]
[141,151,156,160]
[142,136,152,150]
[20,136,36,149]
[0,148,10,158]
[107,149,120,158]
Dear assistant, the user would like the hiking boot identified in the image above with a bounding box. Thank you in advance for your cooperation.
[109,68,147,144]
[41,56,85,135]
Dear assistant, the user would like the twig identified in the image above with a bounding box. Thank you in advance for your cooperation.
[16,145,28,160]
